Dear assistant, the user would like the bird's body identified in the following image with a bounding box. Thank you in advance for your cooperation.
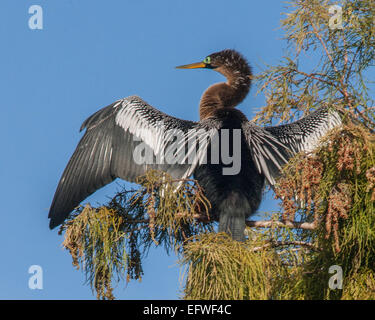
[49,49,342,241]
[194,109,264,240]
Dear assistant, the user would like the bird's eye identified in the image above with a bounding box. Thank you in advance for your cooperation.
[203,56,211,64]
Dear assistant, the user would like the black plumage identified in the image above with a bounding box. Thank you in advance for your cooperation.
[49,49,342,240]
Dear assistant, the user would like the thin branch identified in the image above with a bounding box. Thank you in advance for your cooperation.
[310,20,352,103]
[309,20,375,130]
[260,70,292,92]
[345,43,362,84]
[310,20,339,73]
[293,69,338,88]
[124,214,318,233]
[190,214,319,230]
[251,240,320,252]
[246,219,317,230]
[343,35,348,84]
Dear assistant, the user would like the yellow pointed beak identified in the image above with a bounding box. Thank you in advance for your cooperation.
[176,62,206,69]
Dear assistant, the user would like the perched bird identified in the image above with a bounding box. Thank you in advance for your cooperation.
[48,49,341,241]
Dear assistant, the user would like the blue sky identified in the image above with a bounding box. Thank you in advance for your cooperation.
[0,0,318,299]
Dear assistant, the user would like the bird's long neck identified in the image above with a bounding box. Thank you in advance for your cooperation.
[199,69,251,120]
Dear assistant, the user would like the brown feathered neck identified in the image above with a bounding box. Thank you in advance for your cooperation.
[199,50,252,120]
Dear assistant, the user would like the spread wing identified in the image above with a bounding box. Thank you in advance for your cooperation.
[265,107,342,154]
[243,107,342,185]
[242,122,292,185]
[48,96,213,228]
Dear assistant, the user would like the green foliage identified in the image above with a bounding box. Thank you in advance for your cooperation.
[61,206,130,300]
[60,170,213,299]
[255,0,375,128]
[273,124,375,299]
[59,0,375,300]
[179,125,375,299]
[180,233,280,300]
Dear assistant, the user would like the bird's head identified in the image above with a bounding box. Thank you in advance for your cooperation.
[176,49,252,84]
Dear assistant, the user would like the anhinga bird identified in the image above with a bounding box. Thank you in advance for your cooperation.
[49,49,341,241]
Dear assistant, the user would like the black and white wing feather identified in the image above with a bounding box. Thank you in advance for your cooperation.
[243,107,342,186]
[48,96,211,229]
[242,122,292,185]
[265,107,342,154]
